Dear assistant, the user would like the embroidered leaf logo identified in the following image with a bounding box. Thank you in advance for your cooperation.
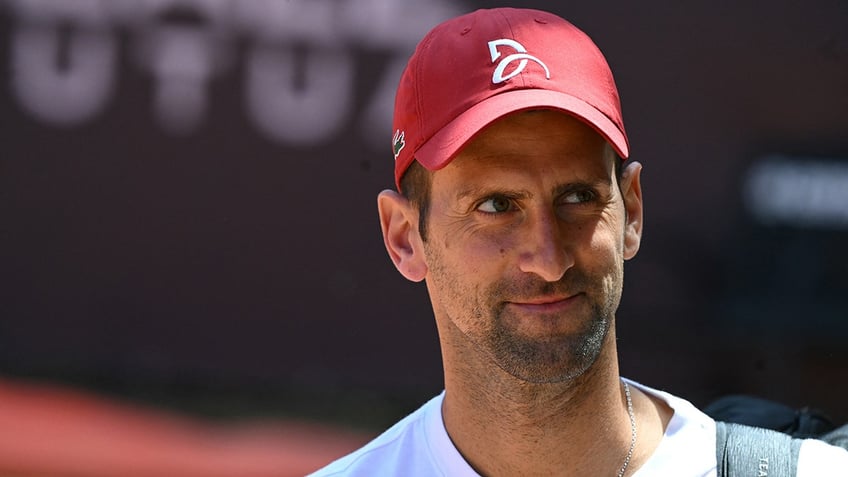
[392,130,406,160]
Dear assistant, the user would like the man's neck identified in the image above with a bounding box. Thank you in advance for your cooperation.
[440,334,638,476]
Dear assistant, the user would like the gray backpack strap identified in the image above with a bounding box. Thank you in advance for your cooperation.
[820,424,848,449]
[715,421,803,477]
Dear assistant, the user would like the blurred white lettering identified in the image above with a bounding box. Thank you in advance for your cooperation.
[10,0,117,125]
[130,0,234,134]
[246,45,353,145]
[745,155,848,229]
[2,0,463,145]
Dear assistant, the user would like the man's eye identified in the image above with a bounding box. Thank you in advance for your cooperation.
[477,196,513,213]
[562,189,596,204]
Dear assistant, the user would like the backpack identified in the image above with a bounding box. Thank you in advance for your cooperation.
[705,395,848,476]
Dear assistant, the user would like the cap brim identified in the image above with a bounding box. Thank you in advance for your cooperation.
[415,89,630,171]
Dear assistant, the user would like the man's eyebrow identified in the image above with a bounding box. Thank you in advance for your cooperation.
[454,186,531,202]
[552,178,612,196]
[453,179,612,202]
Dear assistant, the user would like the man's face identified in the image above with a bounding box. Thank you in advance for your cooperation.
[419,110,642,384]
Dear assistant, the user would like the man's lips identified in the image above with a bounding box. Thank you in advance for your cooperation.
[506,293,583,312]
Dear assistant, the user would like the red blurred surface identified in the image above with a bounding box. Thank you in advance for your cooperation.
[0,378,372,477]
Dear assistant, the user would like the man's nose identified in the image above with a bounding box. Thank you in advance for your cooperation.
[517,209,573,282]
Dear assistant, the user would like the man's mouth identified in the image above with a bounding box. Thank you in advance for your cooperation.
[506,293,583,313]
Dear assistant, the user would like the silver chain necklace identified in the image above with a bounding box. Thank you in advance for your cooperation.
[617,380,637,477]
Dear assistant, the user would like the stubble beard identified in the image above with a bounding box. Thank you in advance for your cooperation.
[424,233,625,385]
[450,267,623,385]
[486,290,616,384]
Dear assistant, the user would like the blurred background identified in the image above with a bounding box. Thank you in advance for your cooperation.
[0,0,846,475]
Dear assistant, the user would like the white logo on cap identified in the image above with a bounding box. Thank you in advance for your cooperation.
[488,39,550,84]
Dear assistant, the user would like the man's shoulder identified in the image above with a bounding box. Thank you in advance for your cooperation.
[626,379,719,476]
[797,435,848,476]
[308,393,446,477]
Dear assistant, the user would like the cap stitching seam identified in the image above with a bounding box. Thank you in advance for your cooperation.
[498,8,525,89]
[413,32,437,160]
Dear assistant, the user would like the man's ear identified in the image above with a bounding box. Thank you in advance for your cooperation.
[620,161,644,260]
[377,190,428,282]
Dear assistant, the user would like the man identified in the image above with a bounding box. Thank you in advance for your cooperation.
[311,7,848,476]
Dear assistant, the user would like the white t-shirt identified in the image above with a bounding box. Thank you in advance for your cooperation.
[310,379,848,476]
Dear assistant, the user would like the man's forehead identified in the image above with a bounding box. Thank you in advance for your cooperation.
[421,110,619,199]
[433,146,617,197]
[445,140,616,179]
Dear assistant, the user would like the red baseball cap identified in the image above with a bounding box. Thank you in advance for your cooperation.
[391,7,629,190]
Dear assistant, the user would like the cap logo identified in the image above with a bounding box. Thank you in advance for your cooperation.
[488,39,551,84]
[392,129,406,160]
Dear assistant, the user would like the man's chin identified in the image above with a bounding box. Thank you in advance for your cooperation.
[489,336,605,384]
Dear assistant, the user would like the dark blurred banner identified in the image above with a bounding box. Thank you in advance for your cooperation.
[0,0,466,396]
[1,0,847,422]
